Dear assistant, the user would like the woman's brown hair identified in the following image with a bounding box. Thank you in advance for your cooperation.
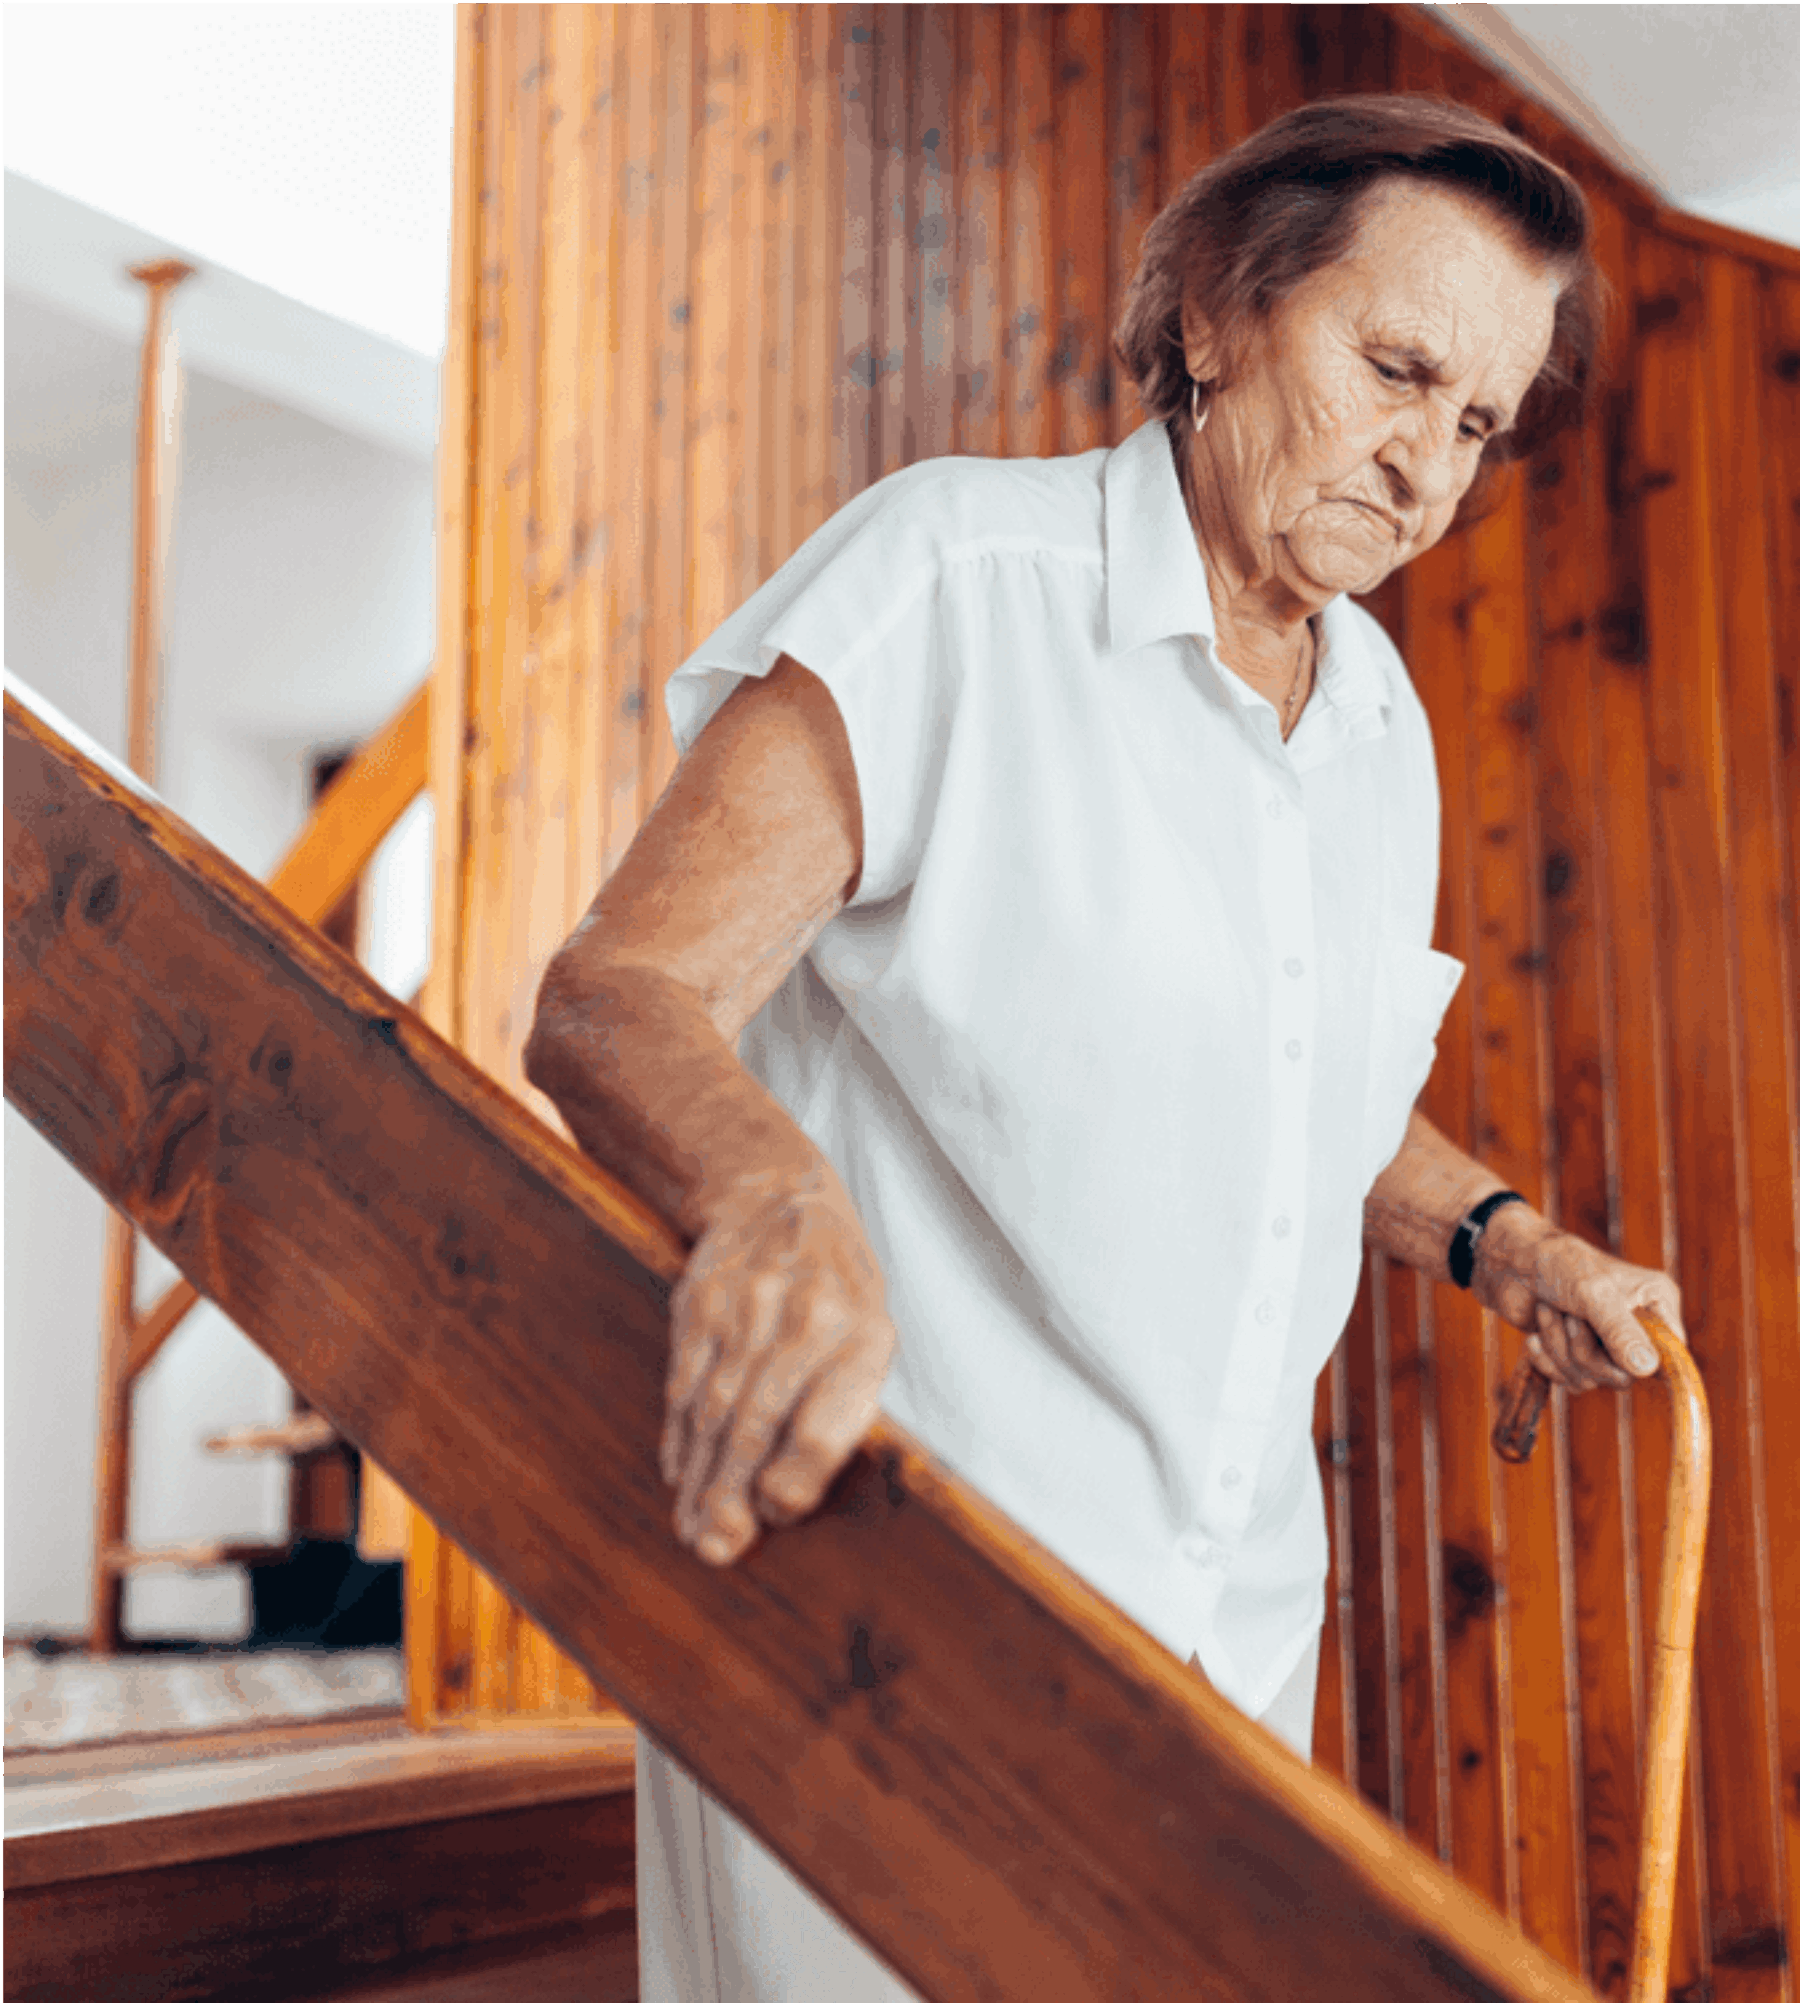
[1114,94,1603,507]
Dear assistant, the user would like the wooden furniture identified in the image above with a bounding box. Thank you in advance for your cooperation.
[6,681,1613,2002]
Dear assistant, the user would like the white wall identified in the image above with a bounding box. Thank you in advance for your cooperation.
[4,290,434,1640]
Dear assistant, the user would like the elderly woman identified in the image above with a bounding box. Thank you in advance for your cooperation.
[527,93,1686,2001]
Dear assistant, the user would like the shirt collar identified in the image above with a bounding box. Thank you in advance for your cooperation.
[1101,418,1393,741]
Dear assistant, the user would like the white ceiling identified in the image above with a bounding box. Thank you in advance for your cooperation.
[1455,4,1800,247]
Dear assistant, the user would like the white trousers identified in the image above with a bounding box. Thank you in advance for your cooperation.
[637,1630,1321,2003]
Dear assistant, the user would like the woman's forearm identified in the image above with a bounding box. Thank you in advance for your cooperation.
[1362,1107,1554,1301]
[524,957,836,1242]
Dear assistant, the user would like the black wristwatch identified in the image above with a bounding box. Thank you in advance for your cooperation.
[1448,1190,1528,1290]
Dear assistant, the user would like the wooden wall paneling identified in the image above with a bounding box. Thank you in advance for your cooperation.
[562,6,608,907]
[1250,3,1309,128]
[1208,5,1252,153]
[510,2,586,1720]
[912,7,955,465]
[1001,6,1053,457]
[1582,206,1711,1999]
[1641,227,1793,1994]
[1314,1345,1354,1779]
[1342,1267,1396,1811]
[1704,245,1800,2003]
[428,6,517,1729]
[640,4,695,813]
[760,7,800,571]
[727,8,772,601]
[1756,268,1800,1986]
[476,0,548,1720]
[1683,238,1795,2003]
[1367,1255,1410,1822]
[1296,3,1394,101]
[1158,4,1213,201]
[599,3,657,900]
[1464,473,1586,1967]
[1104,7,1160,441]
[952,8,1003,457]
[792,9,840,539]
[685,8,742,695]
[411,1,487,1734]
[835,8,878,504]
[1392,1258,1456,1863]
[1402,520,1516,1914]
[872,6,910,478]
[1524,194,1646,2001]
[1050,5,1109,457]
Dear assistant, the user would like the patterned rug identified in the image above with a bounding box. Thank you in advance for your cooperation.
[3,1647,404,1752]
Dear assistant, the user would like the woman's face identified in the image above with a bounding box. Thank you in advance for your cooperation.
[1183,179,1562,606]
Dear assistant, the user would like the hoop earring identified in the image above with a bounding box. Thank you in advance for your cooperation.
[1190,376,1210,436]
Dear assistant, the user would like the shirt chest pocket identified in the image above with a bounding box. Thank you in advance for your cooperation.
[1361,944,1464,1190]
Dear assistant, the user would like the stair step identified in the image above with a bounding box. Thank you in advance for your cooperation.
[204,1413,339,1457]
[102,1540,292,1573]
[5,1722,637,2003]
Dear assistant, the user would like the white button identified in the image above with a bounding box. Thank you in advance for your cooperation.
[1265,797,1284,819]
[1284,957,1304,978]
[1272,1215,1292,1239]
[1285,1038,1303,1060]
[1221,1466,1243,1490]
[1178,1532,1211,1566]
[1254,1298,1277,1326]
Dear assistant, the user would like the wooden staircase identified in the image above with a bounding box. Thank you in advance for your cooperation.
[4,677,1608,2001]
[5,1717,636,2002]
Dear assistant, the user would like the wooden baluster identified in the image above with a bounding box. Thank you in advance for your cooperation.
[88,256,193,1655]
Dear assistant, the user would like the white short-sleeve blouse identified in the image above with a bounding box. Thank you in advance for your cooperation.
[666,417,1461,1717]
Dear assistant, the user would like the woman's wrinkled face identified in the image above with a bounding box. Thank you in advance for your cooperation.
[1183,180,1562,605]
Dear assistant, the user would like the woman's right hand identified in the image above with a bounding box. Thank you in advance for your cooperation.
[663,1167,897,1565]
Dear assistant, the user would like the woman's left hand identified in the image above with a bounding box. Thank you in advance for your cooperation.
[1473,1205,1687,1392]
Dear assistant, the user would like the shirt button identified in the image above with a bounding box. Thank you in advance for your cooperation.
[1178,1531,1211,1566]
[1254,1298,1277,1326]
[1272,1215,1292,1239]
[1285,1038,1303,1060]
[1284,956,1304,978]
[1220,1466,1243,1490]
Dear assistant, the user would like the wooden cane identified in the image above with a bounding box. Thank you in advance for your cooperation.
[1492,1309,1710,2003]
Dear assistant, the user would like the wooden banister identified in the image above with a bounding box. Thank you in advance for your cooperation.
[123,678,430,1385]
[5,679,1603,2003]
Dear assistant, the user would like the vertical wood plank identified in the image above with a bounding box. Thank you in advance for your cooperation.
[1757,269,1800,1997]
[1316,1343,1356,1781]
[1050,4,1110,456]
[912,6,956,463]
[1464,471,1585,1965]
[835,7,878,501]
[872,5,910,475]
[1159,3,1214,201]
[792,6,842,538]
[1637,223,1785,2003]
[685,7,739,678]
[641,2,696,811]
[761,6,801,568]
[1342,1272,1394,1811]
[1105,7,1160,442]
[953,7,1003,457]
[1001,5,1053,457]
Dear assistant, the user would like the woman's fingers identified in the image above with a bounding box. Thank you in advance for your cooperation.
[674,1272,787,1540]
[683,1297,850,1558]
[755,1353,887,1526]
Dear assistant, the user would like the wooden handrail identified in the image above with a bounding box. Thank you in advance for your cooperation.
[123,678,431,1383]
[5,678,1603,2003]
[1492,1311,1710,2003]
